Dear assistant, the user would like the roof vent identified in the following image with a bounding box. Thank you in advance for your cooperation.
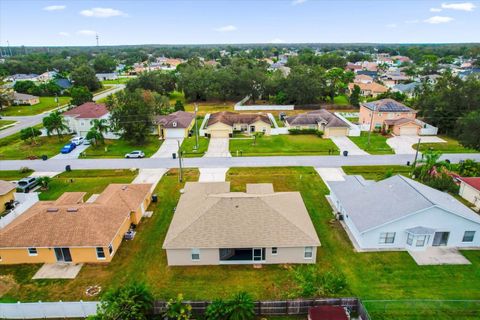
[172,121,177,127]
[47,208,59,212]
[67,208,78,213]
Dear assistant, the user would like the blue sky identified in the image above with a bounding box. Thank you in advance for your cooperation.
[1,0,479,46]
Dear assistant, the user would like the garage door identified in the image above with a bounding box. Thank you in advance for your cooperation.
[165,128,185,139]
[325,127,349,137]
[399,126,418,135]
[210,130,230,138]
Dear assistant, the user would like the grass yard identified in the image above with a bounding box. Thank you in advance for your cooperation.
[180,117,209,157]
[419,135,478,154]
[100,78,132,85]
[0,170,34,181]
[0,97,71,116]
[230,134,340,156]
[0,167,479,320]
[0,120,16,130]
[0,131,72,160]
[333,95,350,106]
[83,136,161,158]
[349,132,394,155]
[342,165,412,181]
[37,169,137,201]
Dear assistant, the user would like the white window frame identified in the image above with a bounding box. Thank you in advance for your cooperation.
[191,248,200,261]
[416,235,427,247]
[379,232,396,244]
[271,247,278,255]
[28,247,38,256]
[108,244,114,256]
[304,246,313,259]
[462,231,476,243]
[406,233,413,246]
[96,247,106,260]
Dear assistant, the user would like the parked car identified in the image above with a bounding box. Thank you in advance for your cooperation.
[16,177,38,193]
[70,136,85,146]
[125,150,145,158]
[61,143,76,154]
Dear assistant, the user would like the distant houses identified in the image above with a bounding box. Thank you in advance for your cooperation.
[12,92,40,106]
[95,73,118,81]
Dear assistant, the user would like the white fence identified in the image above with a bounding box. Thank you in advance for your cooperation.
[0,193,39,229]
[267,113,289,135]
[199,114,210,136]
[418,120,439,136]
[334,112,361,137]
[234,96,294,111]
[0,301,99,319]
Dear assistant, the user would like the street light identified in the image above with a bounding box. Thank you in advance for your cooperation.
[177,139,183,182]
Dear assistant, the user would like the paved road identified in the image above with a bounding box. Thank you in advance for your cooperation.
[1,153,479,172]
[0,85,125,139]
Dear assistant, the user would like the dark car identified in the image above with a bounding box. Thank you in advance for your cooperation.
[16,177,39,193]
[61,143,76,154]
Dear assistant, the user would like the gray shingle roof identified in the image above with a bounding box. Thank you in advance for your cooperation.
[362,99,415,113]
[329,175,480,233]
[153,111,194,128]
[285,110,349,128]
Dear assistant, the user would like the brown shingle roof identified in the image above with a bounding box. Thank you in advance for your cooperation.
[153,111,194,128]
[384,118,421,126]
[348,82,388,93]
[285,110,349,128]
[207,112,271,127]
[0,180,15,195]
[63,102,108,119]
[0,183,152,248]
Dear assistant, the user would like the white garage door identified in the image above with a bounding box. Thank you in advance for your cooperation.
[400,126,418,136]
[210,130,230,138]
[165,128,185,139]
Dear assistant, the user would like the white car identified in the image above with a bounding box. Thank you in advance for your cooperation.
[125,150,145,158]
[70,136,85,146]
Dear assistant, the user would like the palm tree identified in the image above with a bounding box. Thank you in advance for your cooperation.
[417,150,442,181]
[37,176,51,190]
[86,128,103,146]
[42,111,68,139]
[228,292,255,320]
[90,118,109,144]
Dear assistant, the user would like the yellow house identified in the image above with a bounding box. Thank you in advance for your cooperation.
[0,183,152,265]
[285,109,350,138]
[153,111,195,139]
[12,92,40,106]
[205,112,272,138]
[0,180,16,211]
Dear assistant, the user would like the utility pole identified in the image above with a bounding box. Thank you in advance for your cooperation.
[177,140,183,182]
[413,138,421,167]
[366,104,376,149]
[194,103,199,150]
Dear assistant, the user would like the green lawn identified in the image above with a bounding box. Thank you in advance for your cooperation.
[0,167,479,320]
[230,134,340,156]
[345,117,359,123]
[37,169,137,201]
[349,132,394,155]
[0,130,72,160]
[180,117,209,157]
[419,136,478,154]
[0,120,16,130]
[333,95,350,106]
[342,165,412,181]
[0,97,71,116]
[100,78,132,85]
[83,136,161,158]
[0,170,34,181]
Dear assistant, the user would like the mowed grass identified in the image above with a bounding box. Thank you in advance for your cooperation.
[419,135,478,154]
[0,120,16,130]
[230,134,340,156]
[0,131,72,160]
[180,117,209,157]
[0,167,479,319]
[0,97,71,116]
[100,78,132,85]
[342,165,412,181]
[83,136,161,158]
[0,170,33,181]
[37,169,137,201]
[349,132,394,154]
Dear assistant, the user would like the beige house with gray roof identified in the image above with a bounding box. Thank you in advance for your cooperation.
[163,182,320,266]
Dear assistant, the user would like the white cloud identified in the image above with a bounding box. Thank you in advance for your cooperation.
[269,38,285,44]
[58,32,70,37]
[292,0,307,5]
[430,8,442,12]
[441,2,476,11]
[214,25,237,32]
[77,30,97,36]
[43,5,66,11]
[386,23,397,28]
[424,16,454,24]
[80,7,127,18]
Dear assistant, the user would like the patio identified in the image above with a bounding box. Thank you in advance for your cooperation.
[408,247,471,265]
[32,263,83,279]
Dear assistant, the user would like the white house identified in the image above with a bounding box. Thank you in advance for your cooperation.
[62,102,110,137]
[95,73,118,81]
[459,177,480,210]
[328,175,480,251]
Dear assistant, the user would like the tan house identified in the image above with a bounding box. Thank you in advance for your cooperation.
[163,182,320,266]
[348,82,388,97]
[205,112,272,138]
[153,111,195,139]
[353,74,374,84]
[359,99,417,134]
[12,92,39,106]
[0,180,16,211]
[285,110,350,138]
[0,183,152,265]
[459,177,480,210]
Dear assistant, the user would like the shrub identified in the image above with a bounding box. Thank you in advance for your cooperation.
[205,292,255,320]
[205,299,231,320]
[288,128,321,135]
[291,265,347,297]
[19,167,33,174]
[164,293,192,320]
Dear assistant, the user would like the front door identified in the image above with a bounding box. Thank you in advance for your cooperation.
[250,125,255,133]
[54,248,72,262]
[432,232,450,246]
[253,248,263,262]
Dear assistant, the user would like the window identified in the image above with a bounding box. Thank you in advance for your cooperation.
[463,231,476,242]
[379,232,396,244]
[108,244,114,256]
[416,235,427,247]
[96,247,106,259]
[272,247,278,255]
[191,248,200,261]
[406,233,413,246]
[304,246,313,259]
[80,121,85,126]
[28,248,38,256]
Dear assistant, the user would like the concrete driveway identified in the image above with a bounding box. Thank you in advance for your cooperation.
[199,168,229,182]
[133,168,168,191]
[330,136,368,155]
[152,139,181,158]
[387,135,445,154]
[204,138,231,157]
[315,168,346,183]
[51,144,90,160]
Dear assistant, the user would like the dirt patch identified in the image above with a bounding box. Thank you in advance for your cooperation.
[0,275,18,297]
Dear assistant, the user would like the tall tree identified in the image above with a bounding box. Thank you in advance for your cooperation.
[90,118,109,143]
[20,127,41,144]
[325,68,354,103]
[456,111,480,151]
[42,111,68,139]
[93,54,117,73]
[71,64,101,92]
[349,84,361,107]
[71,86,93,106]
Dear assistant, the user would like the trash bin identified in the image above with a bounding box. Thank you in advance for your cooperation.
[172,153,176,159]
[406,161,410,166]
[152,194,158,203]
[65,165,71,172]
[343,150,348,157]
[41,155,48,161]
